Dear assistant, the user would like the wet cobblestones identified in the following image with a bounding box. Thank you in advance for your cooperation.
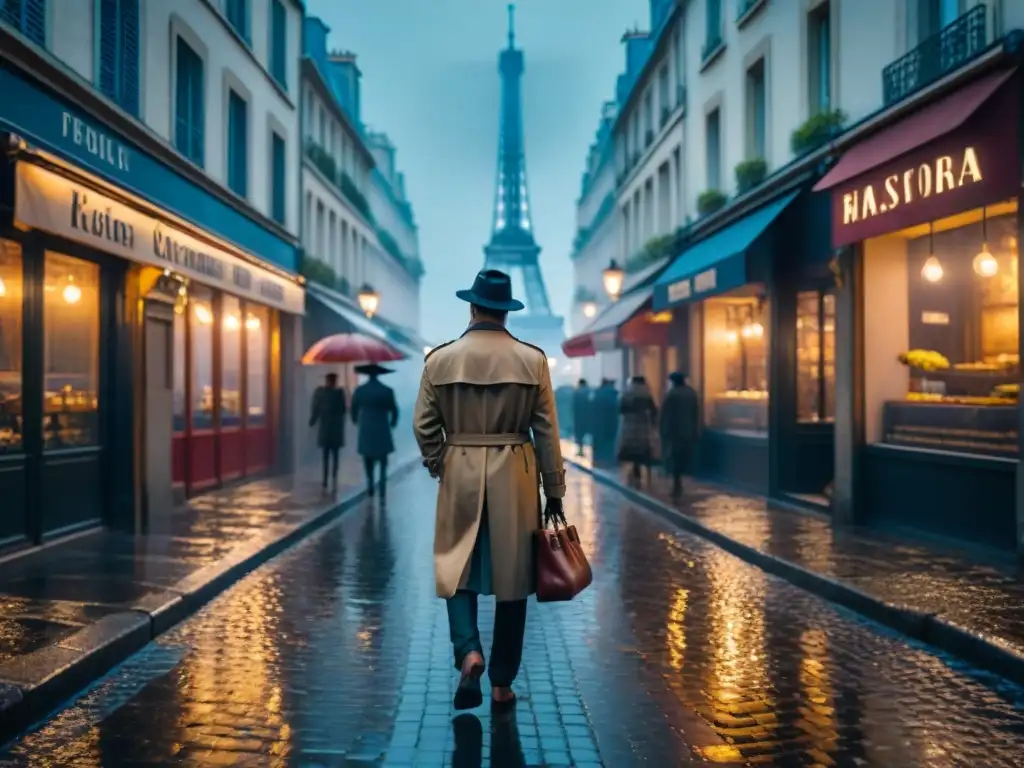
[4,468,1024,765]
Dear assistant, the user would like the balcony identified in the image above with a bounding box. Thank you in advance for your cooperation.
[882,5,989,106]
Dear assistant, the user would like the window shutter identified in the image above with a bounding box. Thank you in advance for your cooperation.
[190,54,205,167]
[119,0,140,116]
[174,38,190,156]
[98,0,118,100]
[271,0,286,86]
[271,134,285,224]
[23,0,46,45]
[228,91,248,196]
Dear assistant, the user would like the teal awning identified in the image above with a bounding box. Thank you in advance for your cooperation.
[652,190,800,310]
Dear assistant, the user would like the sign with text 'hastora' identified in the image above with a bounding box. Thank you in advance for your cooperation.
[15,162,304,315]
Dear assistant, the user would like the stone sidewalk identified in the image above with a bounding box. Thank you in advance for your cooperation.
[0,441,420,744]
[563,440,1024,688]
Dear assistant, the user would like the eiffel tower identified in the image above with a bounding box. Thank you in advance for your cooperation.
[483,4,565,358]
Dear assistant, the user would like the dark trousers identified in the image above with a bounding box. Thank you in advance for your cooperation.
[363,455,388,495]
[321,446,340,487]
[446,590,527,687]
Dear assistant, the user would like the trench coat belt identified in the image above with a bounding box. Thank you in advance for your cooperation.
[445,432,531,447]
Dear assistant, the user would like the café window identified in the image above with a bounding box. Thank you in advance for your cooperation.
[702,295,770,434]
[221,294,242,427]
[246,303,269,426]
[796,290,836,423]
[0,241,23,455]
[863,201,1019,457]
[190,285,215,430]
[173,289,187,433]
[43,252,100,450]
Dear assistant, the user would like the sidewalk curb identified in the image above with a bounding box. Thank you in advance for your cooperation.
[568,457,1024,689]
[0,456,421,745]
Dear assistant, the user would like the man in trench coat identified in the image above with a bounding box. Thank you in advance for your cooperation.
[413,269,566,712]
[309,372,347,492]
[351,363,399,501]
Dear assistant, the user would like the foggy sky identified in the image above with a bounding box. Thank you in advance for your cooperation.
[306,0,648,341]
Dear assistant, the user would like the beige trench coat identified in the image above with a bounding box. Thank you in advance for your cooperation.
[413,323,566,602]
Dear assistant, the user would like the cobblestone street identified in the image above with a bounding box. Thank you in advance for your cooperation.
[5,467,1024,766]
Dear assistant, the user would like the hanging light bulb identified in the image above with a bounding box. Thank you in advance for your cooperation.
[62,275,81,304]
[751,322,764,338]
[582,300,597,318]
[921,222,944,283]
[972,207,998,277]
[224,314,241,331]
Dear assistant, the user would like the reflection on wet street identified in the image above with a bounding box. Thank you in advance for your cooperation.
[4,468,1024,766]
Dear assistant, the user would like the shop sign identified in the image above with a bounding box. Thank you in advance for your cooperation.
[665,267,717,305]
[14,162,304,314]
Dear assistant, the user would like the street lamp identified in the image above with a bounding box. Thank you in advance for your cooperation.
[357,283,380,318]
[602,259,624,300]
[581,300,597,318]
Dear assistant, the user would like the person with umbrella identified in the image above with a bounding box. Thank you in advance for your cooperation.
[351,363,399,500]
[309,372,347,492]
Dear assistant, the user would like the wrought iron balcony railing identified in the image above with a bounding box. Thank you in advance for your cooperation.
[882,5,988,106]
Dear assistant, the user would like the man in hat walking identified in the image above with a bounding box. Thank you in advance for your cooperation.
[660,371,700,499]
[351,363,399,500]
[413,268,566,711]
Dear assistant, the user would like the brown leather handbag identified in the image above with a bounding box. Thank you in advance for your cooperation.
[535,503,593,602]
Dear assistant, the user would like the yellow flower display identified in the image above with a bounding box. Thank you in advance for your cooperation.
[897,349,950,372]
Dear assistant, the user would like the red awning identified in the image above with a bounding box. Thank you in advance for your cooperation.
[814,67,1016,192]
[562,333,595,358]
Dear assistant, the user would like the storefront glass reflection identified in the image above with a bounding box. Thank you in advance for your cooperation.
[796,290,836,423]
[703,297,770,433]
[190,286,215,430]
[173,290,186,432]
[43,251,99,449]
[221,294,242,427]
[247,303,269,426]
[863,201,1019,456]
[0,241,23,454]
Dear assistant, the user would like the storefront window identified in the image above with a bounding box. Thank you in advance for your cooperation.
[173,290,186,433]
[703,296,770,434]
[796,290,836,423]
[43,252,100,450]
[0,242,23,454]
[246,304,269,426]
[190,286,215,430]
[221,295,242,427]
[863,201,1019,457]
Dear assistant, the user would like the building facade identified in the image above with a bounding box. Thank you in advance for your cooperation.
[566,0,1024,554]
[0,0,306,550]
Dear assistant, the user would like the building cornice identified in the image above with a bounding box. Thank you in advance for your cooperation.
[0,25,297,244]
[301,56,376,168]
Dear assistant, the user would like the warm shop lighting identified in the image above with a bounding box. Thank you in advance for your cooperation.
[194,303,214,324]
[602,259,624,300]
[725,330,739,344]
[224,314,241,331]
[357,283,380,317]
[582,300,597,318]
[973,247,998,277]
[921,256,944,283]
[245,313,261,330]
[62,278,81,304]
[0,276,6,298]
[740,322,764,339]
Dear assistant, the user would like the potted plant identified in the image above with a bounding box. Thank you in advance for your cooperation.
[697,189,727,217]
[735,158,767,194]
[790,108,847,156]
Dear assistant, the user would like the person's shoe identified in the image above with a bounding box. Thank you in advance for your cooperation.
[491,685,517,711]
[453,652,485,710]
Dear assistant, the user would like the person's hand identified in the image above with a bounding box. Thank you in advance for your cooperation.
[543,497,566,528]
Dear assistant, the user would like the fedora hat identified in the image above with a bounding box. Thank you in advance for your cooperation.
[354,363,394,376]
[455,269,525,312]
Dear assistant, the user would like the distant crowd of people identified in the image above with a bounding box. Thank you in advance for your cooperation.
[557,372,699,498]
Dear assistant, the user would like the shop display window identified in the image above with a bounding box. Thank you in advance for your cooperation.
[221,295,242,427]
[862,201,1019,457]
[796,290,836,423]
[246,304,269,426]
[43,252,99,450]
[703,296,770,434]
[0,241,22,454]
[173,291,186,433]
[190,286,215,430]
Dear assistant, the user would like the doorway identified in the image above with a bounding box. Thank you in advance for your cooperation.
[142,296,176,533]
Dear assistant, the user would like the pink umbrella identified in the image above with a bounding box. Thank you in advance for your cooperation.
[301,333,405,364]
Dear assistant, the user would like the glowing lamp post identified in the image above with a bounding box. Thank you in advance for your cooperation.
[602,259,624,301]
[581,300,597,318]
[357,283,380,318]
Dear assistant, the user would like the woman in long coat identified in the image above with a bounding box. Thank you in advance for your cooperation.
[351,363,399,499]
[618,375,658,486]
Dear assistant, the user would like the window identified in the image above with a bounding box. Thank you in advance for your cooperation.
[1,0,46,46]
[189,286,214,430]
[225,0,249,43]
[0,242,23,455]
[270,132,286,225]
[174,36,205,167]
[269,0,287,88]
[643,92,653,141]
[97,0,140,116]
[227,89,248,197]
[173,291,186,433]
[705,0,722,48]
[318,106,325,145]
[658,66,670,121]
[43,252,100,450]
[246,304,269,426]
[863,201,1019,457]
[916,0,963,42]
[746,58,766,159]
[706,108,721,190]
[703,296,770,434]
[796,290,836,423]
[221,295,242,427]
[316,201,325,258]
[808,2,831,115]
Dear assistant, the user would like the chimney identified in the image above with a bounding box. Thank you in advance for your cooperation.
[327,50,362,125]
[303,16,330,67]
[621,27,651,81]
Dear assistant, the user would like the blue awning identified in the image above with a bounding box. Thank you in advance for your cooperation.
[653,190,800,310]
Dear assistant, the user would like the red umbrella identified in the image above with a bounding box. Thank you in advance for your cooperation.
[301,333,405,364]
